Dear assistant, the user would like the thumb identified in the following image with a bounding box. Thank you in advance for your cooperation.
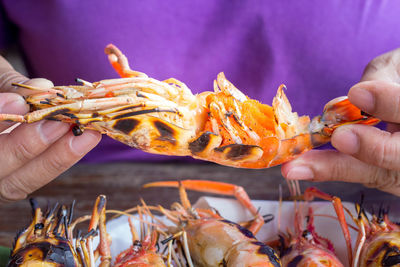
[0,55,53,95]
[0,55,28,92]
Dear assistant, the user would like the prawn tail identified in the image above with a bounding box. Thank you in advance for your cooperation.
[310,96,380,137]
[268,133,329,167]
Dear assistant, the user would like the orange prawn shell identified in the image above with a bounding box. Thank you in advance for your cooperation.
[358,231,400,267]
[114,249,166,267]
[281,242,344,267]
[183,219,281,267]
[203,93,280,165]
[7,236,79,267]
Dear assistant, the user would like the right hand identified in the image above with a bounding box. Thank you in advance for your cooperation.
[282,48,400,196]
[0,55,101,203]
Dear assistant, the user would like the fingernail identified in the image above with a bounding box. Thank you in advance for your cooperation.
[286,166,314,180]
[0,95,28,114]
[348,87,374,113]
[39,121,69,143]
[70,130,100,155]
[332,127,359,155]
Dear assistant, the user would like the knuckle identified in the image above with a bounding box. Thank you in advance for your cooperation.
[365,169,400,192]
[369,133,399,169]
[364,58,380,75]
[0,179,28,202]
[43,154,72,174]
[10,141,38,163]
[330,152,351,179]
[363,53,394,80]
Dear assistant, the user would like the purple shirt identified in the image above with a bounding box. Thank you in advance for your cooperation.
[1,1,399,163]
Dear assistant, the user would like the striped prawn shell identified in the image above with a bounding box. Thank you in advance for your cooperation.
[358,231,400,266]
[280,241,344,267]
[8,196,109,267]
[7,199,80,267]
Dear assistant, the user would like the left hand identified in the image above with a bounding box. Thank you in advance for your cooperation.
[282,48,400,196]
[0,56,101,203]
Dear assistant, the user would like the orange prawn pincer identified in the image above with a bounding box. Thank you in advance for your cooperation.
[0,44,380,168]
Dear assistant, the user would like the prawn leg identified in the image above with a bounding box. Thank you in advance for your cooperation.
[87,195,111,267]
[105,44,148,78]
[303,187,353,266]
[144,180,264,234]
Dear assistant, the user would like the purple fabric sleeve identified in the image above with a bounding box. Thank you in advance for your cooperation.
[0,4,15,50]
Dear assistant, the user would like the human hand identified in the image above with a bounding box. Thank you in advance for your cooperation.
[282,48,400,196]
[0,56,101,203]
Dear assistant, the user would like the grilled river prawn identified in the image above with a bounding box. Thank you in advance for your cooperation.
[8,196,169,267]
[8,195,111,267]
[293,188,400,266]
[0,44,379,168]
[274,187,351,267]
[143,180,281,267]
[345,196,400,267]
[109,207,167,267]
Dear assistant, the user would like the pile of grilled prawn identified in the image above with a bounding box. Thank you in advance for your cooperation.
[8,180,397,267]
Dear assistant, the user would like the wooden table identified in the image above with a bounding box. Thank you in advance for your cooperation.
[0,162,397,247]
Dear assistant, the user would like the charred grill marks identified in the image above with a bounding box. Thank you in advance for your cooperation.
[115,104,144,113]
[383,254,400,266]
[287,255,304,267]
[220,219,255,239]
[111,108,176,120]
[63,113,78,119]
[43,108,71,120]
[252,241,281,267]
[154,120,176,144]
[215,144,260,160]
[189,131,215,154]
[370,242,400,266]
[113,118,140,135]
[8,241,76,267]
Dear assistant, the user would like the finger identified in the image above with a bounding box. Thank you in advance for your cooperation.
[281,150,400,196]
[0,55,28,92]
[0,93,28,132]
[331,124,400,171]
[0,79,54,133]
[0,120,70,177]
[361,47,400,83]
[0,130,101,202]
[0,55,53,95]
[0,76,54,132]
[12,77,54,96]
[348,80,400,123]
